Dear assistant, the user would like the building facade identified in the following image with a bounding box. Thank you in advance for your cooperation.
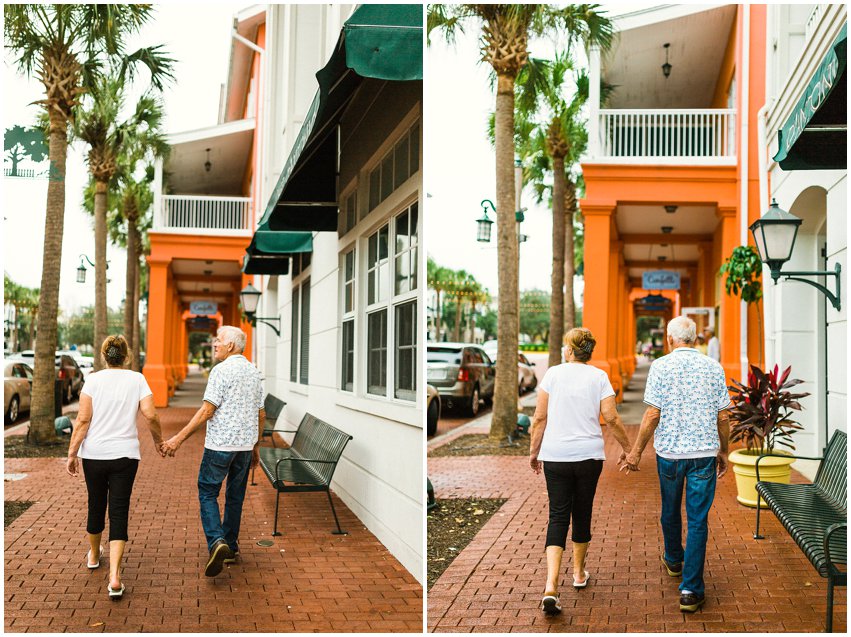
[762,4,846,456]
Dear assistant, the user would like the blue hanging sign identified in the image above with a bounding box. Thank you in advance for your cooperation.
[642,270,680,290]
[190,301,218,316]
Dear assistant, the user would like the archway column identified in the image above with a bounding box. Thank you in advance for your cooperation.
[717,205,740,383]
[607,241,624,401]
[142,259,172,407]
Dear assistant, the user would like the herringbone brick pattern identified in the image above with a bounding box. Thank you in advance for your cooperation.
[5,407,422,633]
[429,420,846,632]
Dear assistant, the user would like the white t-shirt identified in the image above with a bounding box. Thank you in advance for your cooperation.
[538,362,615,462]
[78,369,153,460]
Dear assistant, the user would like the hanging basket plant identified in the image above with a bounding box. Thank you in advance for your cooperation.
[720,245,764,366]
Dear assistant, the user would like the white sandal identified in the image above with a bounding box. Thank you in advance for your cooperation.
[107,582,125,600]
[573,570,590,588]
[87,547,102,569]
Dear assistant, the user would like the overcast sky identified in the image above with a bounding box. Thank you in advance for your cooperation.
[2,3,237,317]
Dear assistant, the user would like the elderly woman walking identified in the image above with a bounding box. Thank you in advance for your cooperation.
[66,335,165,599]
[529,328,633,615]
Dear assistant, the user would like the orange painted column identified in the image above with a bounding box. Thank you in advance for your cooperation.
[142,259,171,407]
[165,274,176,396]
[583,203,618,395]
[240,273,254,362]
[178,318,188,382]
[717,206,740,384]
[617,259,631,386]
[607,242,624,401]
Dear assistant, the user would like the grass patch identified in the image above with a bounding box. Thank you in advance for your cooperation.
[428,433,530,457]
[4,501,35,527]
[5,435,70,458]
[427,497,506,589]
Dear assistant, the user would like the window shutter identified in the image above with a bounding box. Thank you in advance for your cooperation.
[290,287,299,382]
[299,278,310,385]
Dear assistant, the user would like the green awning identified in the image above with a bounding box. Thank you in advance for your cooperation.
[255,4,423,235]
[774,24,846,170]
[242,254,291,275]
[243,229,312,275]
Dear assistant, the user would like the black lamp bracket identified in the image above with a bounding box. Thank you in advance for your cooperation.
[772,262,841,311]
[245,312,281,336]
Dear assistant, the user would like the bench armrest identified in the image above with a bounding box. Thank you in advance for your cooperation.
[263,428,298,435]
[273,456,337,483]
[824,522,847,570]
[755,452,823,483]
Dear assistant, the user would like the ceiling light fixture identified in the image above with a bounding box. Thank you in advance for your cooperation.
[661,226,673,234]
[662,43,672,78]
[658,256,667,261]
[664,204,678,214]
[204,148,212,173]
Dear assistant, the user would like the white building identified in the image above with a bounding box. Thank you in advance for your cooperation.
[762,4,846,456]
[247,5,424,582]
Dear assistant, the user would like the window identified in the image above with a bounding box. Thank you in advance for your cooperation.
[367,310,387,395]
[394,301,416,400]
[368,225,390,304]
[367,122,420,212]
[394,203,418,295]
[290,263,311,385]
[341,190,357,235]
[341,248,355,392]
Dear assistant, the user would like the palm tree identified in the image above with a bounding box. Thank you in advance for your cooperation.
[76,69,172,371]
[427,257,455,343]
[429,4,613,440]
[4,5,172,444]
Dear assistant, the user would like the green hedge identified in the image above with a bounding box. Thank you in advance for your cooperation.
[519,343,548,352]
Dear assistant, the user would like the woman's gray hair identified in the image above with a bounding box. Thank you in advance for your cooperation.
[217,325,247,353]
[667,316,697,344]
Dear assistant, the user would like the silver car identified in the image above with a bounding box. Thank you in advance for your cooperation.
[4,361,33,424]
[427,343,495,417]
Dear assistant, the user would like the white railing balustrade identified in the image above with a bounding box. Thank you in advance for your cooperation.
[157,195,252,233]
[596,109,736,162]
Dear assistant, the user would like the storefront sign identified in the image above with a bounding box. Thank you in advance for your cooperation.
[190,301,217,316]
[188,317,216,330]
[642,271,680,290]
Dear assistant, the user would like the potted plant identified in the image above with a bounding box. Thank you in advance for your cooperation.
[727,364,810,508]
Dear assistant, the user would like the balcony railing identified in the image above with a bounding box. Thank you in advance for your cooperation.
[156,195,252,234]
[595,109,736,163]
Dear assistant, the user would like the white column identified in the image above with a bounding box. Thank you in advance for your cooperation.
[588,44,602,159]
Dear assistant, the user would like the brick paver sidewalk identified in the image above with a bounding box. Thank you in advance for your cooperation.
[5,401,422,632]
[428,365,846,633]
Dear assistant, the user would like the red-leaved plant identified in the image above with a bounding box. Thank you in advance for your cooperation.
[728,364,810,453]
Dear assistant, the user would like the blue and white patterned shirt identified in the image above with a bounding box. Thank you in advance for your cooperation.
[644,347,732,459]
[203,355,265,451]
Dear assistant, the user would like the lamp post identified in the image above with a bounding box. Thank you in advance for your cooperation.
[749,199,841,310]
[477,199,495,243]
[239,283,282,335]
[76,254,108,284]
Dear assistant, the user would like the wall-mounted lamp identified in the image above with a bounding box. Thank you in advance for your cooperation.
[749,199,841,310]
[662,43,672,78]
[239,283,281,335]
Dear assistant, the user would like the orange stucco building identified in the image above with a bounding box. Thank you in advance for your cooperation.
[582,4,767,396]
[143,9,266,406]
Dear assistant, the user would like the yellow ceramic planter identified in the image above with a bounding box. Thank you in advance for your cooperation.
[729,449,795,508]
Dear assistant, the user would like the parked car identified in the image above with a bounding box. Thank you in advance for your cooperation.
[426,343,495,417]
[4,361,33,424]
[427,384,441,436]
[12,352,84,404]
[58,350,94,379]
[482,342,538,394]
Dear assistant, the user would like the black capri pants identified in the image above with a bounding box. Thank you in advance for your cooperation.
[82,457,139,542]
[543,459,604,548]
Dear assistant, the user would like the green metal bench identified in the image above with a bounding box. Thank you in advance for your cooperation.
[257,413,352,536]
[754,429,847,632]
[260,393,287,445]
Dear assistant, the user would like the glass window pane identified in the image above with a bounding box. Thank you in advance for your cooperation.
[345,281,354,314]
[345,250,354,280]
[369,167,380,211]
[396,210,410,254]
[368,233,377,267]
[410,202,418,244]
[341,320,354,392]
[394,136,409,189]
[378,261,389,301]
[410,246,418,291]
[410,124,419,174]
[367,310,387,396]
[368,269,376,305]
[395,255,408,295]
[379,226,389,260]
[394,301,416,400]
[380,152,393,202]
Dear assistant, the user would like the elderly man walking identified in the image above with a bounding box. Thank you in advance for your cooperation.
[164,326,265,577]
[620,316,730,612]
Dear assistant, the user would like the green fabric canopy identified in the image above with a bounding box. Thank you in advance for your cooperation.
[774,24,846,171]
[246,3,422,271]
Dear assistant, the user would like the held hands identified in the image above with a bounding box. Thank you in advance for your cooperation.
[618,450,641,474]
[159,436,182,457]
[66,456,79,477]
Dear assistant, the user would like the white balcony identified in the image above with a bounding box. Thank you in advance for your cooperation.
[154,194,253,236]
[590,109,737,165]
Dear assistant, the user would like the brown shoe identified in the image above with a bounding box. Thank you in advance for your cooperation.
[679,592,706,612]
[661,555,682,577]
[205,540,234,577]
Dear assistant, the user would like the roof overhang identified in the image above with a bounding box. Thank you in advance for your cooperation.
[223,6,266,124]
[773,24,847,171]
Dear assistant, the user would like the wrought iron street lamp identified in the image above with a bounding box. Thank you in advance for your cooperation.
[239,283,281,335]
[749,199,841,310]
[76,254,108,284]
[477,199,495,243]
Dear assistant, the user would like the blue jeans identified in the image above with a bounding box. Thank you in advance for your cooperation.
[656,455,717,597]
[198,448,252,553]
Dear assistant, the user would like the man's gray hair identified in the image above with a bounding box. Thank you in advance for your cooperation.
[668,316,697,344]
[218,325,247,352]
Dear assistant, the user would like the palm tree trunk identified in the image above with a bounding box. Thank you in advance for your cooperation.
[470,300,478,343]
[30,113,68,444]
[548,155,566,369]
[453,296,462,342]
[133,254,142,372]
[564,182,577,331]
[434,289,442,343]
[93,180,108,370]
[491,72,520,440]
[124,211,138,346]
